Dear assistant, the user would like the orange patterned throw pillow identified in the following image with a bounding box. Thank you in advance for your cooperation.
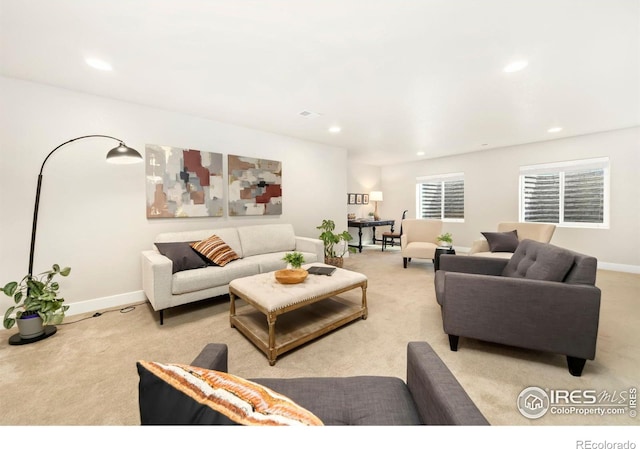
[137,361,323,426]
[190,234,240,266]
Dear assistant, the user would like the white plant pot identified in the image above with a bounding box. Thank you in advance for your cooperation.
[17,314,45,339]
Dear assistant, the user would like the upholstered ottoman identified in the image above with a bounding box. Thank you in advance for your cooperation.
[229,263,368,365]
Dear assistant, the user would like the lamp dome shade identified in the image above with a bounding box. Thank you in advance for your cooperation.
[106,143,143,164]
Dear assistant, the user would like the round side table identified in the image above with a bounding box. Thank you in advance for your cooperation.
[434,246,456,271]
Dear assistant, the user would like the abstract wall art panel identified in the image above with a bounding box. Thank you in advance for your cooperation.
[146,144,224,218]
[228,155,282,216]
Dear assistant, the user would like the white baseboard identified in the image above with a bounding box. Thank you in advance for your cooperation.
[66,290,147,317]
[453,247,639,273]
[597,262,640,274]
[62,259,639,318]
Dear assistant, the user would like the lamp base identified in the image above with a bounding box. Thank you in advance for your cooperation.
[8,325,57,345]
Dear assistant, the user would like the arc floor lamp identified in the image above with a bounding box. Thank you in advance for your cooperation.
[10,135,142,345]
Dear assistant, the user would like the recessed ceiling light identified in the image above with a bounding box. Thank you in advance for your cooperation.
[85,58,113,71]
[503,60,528,73]
[547,127,563,133]
[328,126,341,134]
[416,151,425,156]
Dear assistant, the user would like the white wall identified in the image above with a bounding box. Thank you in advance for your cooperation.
[346,163,384,244]
[0,77,348,314]
[377,127,640,270]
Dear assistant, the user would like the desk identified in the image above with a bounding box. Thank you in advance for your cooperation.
[348,219,395,253]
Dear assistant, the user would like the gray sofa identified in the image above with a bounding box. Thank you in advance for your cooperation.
[141,223,324,324]
[435,239,601,376]
[137,341,489,425]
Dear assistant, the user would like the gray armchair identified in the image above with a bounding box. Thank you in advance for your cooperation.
[434,239,601,376]
[139,342,489,425]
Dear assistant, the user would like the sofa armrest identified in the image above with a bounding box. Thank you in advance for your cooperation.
[190,344,229,372]
[468,238,489,255]
[141,250,173,312]
[295,236,324,262]
[439,254,508,275]
[406,342,489,425]
[441,273,601,359]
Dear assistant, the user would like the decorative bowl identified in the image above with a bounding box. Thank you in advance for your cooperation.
[274,268,308,284]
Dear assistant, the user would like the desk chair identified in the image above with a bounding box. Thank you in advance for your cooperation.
[382,210,408,251]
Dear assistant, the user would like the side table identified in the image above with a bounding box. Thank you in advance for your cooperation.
[434,246,456,271]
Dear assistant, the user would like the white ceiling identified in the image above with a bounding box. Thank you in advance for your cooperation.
[1,0,639,165]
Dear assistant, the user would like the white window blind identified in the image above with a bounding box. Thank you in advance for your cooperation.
[519,158,609,227]
[416,173,464,221]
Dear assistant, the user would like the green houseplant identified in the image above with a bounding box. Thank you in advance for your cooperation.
[282,251,305,269]
[316,219,356,268]
[2,264,71,338]
[437,232,453,247]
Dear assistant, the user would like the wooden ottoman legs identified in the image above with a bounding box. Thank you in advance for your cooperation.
[267,312,277,366]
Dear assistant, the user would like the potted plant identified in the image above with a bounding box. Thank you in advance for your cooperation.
[437,232,453,247]
[316,219,356,268]
[2,264,71,339]
[282,251,305,269]
[276,252,307,284]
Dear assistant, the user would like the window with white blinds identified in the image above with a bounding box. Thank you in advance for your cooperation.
[416,173,464,221]
[519,158,609,228]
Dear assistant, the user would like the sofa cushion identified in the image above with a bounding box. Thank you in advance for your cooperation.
[155,242,209,274]
[191,234,240,266]
[156,228,244,258]
[137,361,323,426]
[481,230,519,252]
[237,224,296,258]
[172,260,259,295]
[502,239,575,282]
[254,376,422,425]
[245,251,318,273]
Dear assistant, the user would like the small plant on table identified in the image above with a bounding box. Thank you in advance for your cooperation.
[282,252,305,269]
[437,232,453,247]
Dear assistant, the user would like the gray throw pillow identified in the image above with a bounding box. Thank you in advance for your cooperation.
[481,230,519,252]
[155,242,209,274]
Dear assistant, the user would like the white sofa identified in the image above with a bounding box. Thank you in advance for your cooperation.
[468,222,556,259]
[141,224,324,324]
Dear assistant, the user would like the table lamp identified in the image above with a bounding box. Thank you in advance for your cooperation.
[369,191,383,220]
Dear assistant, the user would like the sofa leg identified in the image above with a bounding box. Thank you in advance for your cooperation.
[403,257,408,268]
[159,310,164,326]
[448,335,459,351]
[567,356,586,377]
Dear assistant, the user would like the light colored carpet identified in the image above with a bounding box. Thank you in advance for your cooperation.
[1,245,638,429]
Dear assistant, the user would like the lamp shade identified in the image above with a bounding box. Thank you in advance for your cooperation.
[106,142,143,164]
[369,191,383,202]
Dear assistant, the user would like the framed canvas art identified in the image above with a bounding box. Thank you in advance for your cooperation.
[145,144,224,218]
[228,154,282,216]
